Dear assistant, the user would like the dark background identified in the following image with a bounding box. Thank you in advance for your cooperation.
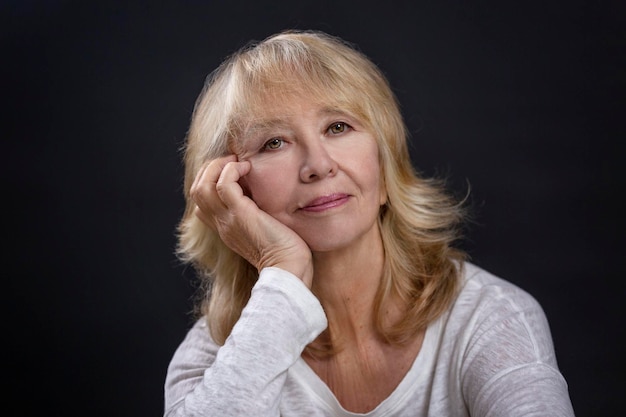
[4,0,624,415]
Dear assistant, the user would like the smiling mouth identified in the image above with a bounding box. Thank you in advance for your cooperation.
[301,193,350,212]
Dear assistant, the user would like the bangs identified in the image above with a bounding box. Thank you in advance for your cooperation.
[225,33,382,137]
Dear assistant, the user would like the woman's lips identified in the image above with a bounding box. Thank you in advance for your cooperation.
[301,193,350,212]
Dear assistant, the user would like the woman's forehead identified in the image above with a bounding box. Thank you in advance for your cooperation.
[241,97,360,128]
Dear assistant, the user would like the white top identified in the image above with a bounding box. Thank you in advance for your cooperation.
[164,263,575,416]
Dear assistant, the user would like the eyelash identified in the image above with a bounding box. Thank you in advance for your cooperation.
[328,121,350,134]
[262,138,284,151]
[261,121,352,151]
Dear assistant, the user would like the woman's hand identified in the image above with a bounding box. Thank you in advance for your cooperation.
[190,155,314,287]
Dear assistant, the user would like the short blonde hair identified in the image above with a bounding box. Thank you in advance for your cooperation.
[177,30,467,348]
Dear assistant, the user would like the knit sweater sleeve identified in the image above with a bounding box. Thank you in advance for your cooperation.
[459,278,575,417]
[163,267,328,417]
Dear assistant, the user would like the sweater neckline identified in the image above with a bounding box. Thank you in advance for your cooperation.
[292,318,442,416]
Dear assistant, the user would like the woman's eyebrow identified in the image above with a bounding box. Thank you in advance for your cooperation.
[318,107,363,128]
[242,107,355,140]
[318,107,347,117]
[238,119,290,149]
[245,118,289,134]
[318,107,361,124]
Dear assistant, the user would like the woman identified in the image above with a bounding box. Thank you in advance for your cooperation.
[164,30,575,416]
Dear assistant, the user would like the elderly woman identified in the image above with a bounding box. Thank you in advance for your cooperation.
[164,30,574,416]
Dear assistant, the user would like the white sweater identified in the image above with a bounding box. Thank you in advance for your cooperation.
[164,263,575,416]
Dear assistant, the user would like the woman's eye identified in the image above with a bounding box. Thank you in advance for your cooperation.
[329,122,348,134]
[263,138,284,150]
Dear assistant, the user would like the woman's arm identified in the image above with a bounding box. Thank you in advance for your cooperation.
[460,283,575,416]
[164,267,327,417]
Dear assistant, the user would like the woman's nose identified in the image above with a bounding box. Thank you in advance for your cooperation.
[299,140,338,182]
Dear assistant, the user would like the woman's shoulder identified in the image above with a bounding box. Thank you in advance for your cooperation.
[443,261,552,345]
[455,262,545,315]
[429,262,560,381]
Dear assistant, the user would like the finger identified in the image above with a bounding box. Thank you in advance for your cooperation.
[191,155,237,195]
[190,156,236,207]
[189,161,209,195]
[190,156,238,227]
[192,204,215,230]
[216,160,252,209]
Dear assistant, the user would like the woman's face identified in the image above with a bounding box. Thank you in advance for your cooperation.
[235,97,387,253]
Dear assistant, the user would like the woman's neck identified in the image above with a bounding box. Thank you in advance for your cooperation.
[310,226,385,343]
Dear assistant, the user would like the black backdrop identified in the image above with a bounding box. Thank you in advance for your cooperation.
[4,1,624,415]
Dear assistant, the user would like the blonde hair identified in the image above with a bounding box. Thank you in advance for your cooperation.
[177,30,467,348]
